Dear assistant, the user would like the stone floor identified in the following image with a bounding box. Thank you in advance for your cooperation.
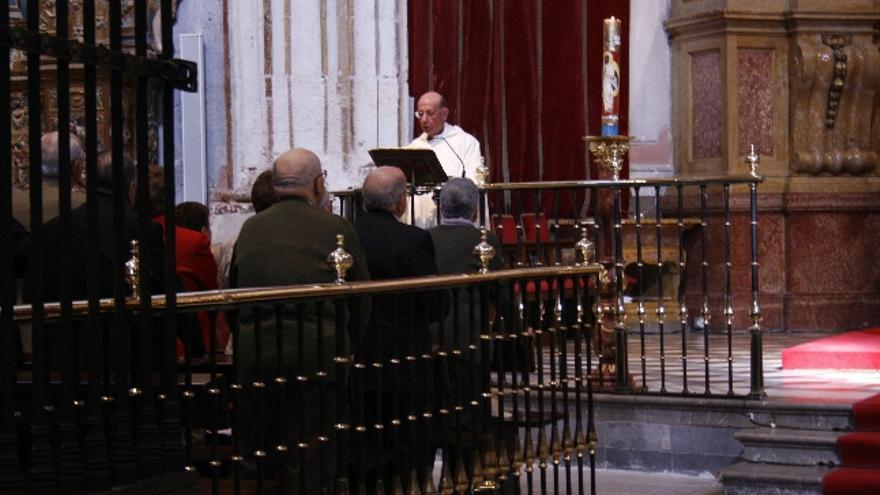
[535,329,880,404]
[512,329,879,493]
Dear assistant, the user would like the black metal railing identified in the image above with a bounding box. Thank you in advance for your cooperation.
[1,1,196,492]
[336,169,766,400]
[10,265,602,494]
[478,172,765,399]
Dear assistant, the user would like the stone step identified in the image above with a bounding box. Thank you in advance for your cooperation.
[717,461,830,495]
[735,427,842,466]
[744,403,854,432]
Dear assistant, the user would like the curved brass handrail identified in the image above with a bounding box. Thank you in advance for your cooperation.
[331,174,763,197]
[478,174,763,191]
[11,264,602,322]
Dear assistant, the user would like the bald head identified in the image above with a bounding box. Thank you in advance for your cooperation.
[41,131,84,181]
[416,91,449,138]
[272,148,325,204]
[362,166,408,215]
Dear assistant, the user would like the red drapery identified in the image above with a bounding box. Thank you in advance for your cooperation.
[408,0,630,216]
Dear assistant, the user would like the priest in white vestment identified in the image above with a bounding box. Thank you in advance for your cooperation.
[405,91,482,228]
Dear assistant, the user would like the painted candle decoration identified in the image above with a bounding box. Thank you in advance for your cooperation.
[601,16,622,136]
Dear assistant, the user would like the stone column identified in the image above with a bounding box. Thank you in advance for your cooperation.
[178,0,411,245]
[667,0,880,331]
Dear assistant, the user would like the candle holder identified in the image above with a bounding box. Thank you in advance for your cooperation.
[584,135,633,181]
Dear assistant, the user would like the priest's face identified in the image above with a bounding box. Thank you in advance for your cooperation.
[416,94,449,138]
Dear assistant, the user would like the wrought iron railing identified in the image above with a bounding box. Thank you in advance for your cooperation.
[335,162,766,400]
[9,265,602,494]
[1,1,197,493]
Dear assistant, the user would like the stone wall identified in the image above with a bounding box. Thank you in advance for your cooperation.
[174,0,411,245]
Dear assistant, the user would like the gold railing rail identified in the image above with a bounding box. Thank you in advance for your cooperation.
[12,264,603,322]
[330,173,763,198]
[478,174,763,191]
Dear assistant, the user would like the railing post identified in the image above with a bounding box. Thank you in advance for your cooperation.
[613,183,628,392]
[746,146,765,399]
[584,135,632,392]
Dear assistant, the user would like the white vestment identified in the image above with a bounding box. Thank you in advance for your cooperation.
[406,124,482,228]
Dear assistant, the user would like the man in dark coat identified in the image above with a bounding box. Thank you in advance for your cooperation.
[36,152,166,367]
[231,148,370,494]
[353,166,442,491]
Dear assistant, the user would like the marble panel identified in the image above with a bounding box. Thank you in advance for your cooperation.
[691,50,723,160]
[737,50,774,156]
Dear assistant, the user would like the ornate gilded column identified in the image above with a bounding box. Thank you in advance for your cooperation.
[667,0,880,331]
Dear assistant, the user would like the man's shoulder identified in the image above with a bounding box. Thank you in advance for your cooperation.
[358,211,430,244]
[446,124,478,141]
[429,224,481,242]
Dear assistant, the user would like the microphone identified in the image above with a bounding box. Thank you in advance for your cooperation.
[431,134,466,177]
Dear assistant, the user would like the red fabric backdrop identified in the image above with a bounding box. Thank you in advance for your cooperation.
[408,0,630,216]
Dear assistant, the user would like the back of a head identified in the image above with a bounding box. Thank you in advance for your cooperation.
[272,148,322,198]
[175,201,210,232]
[95,151,135,194]
[251,169,279,212]
[362,166,407,213]
[41,131,84,180]
[439,177,478,221]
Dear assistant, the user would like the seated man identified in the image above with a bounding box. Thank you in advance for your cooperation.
[231,148,370,493]
[353,166,442,489]
[35,152,166,370]
[427,177,506,471]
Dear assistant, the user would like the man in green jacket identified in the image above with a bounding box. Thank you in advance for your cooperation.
[428,177,508,482]
[231,148,370,494]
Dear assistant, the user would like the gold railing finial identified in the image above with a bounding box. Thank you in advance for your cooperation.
[574,227,594,265]
[124,239,141,300]
[326,234,354,285]
[473,228,495,274]
[746,144,760,177]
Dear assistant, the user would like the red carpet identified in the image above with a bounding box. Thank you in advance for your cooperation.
[823,394,880,495]
[782,327,880,369]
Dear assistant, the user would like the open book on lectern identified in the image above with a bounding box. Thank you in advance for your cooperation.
[368,148,449,189]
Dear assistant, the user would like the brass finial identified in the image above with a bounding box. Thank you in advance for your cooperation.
[475,156,489,186]
[453,454,469,493]
[124,239,141,300]
[439,460,455,495]
[511,431,524,474]
[326,234,354,285]
[574,227,594,265]
[473,228,495,274]
[746,144,759,177]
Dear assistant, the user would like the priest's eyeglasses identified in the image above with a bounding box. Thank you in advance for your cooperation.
[414,110,438,119]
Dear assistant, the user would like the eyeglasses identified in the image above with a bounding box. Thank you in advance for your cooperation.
[414,109,439,119]
[321,169,328,178]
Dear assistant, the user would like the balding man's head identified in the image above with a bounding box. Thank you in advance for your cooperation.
[272,148,325,205]
[416,91,449,138]
[41,131,84,183]
[362,166,408,216]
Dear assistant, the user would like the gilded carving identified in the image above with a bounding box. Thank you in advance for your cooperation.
[821,35,851,130]
[8,0,175,190]
[39,0,57,33]
[11,93,29,189]
[791,34,880,175]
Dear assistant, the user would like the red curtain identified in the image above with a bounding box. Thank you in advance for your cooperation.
[408,0,630,216]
